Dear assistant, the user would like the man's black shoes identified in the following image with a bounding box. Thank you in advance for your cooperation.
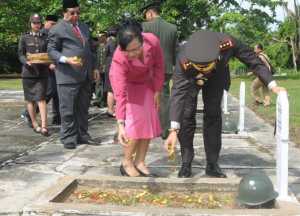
[78,137,100,145]
[205,163,227,178]
[64,143,76,149]
[178,163,192,178]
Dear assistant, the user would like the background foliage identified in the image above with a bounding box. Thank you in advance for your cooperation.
[0,0,299,74]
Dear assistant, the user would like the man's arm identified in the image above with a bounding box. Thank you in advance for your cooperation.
[169,54,190,129]
[47,27,64,64]
[233,38,276,89]
[172,27,178,66]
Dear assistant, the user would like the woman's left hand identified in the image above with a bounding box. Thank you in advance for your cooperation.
[154,91,161,111]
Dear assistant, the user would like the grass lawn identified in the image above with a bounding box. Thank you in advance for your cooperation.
[0,79,22,90]
[230,76,300,147]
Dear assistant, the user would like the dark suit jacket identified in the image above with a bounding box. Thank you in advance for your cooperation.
[143,17,177,75]
[170,32,275,123]
[47,19,94,84]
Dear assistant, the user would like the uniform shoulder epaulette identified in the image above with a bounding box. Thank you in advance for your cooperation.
[219,39,234,51]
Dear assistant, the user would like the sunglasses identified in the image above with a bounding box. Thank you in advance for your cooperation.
[32,22,41,25]
[69,10,80,16]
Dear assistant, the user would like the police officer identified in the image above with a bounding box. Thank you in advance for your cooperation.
[43,15,61,125]
[141,1,178,139]
[18,14,50,136]
[164,31,286,178]
[21,15,60,126]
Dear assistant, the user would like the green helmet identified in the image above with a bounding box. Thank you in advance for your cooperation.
[236,171,278,206]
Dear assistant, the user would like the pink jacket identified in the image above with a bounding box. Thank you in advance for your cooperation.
[109,33,165,120]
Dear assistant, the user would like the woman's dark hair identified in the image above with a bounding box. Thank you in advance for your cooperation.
[117,19,143,51]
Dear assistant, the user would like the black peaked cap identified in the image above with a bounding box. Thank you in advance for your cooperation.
[140,0,161,13]
[63,0,79,10]
[45,15,58,22]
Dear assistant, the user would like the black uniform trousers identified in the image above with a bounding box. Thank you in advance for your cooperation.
[177,73,224,165]
[46,72,60,120]
[57,79,91,145]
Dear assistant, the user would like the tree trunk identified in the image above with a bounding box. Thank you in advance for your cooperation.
[290,37,298,72]
[294,0,300,71]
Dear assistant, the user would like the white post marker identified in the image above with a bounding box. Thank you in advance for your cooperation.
[276,91,290,201]
[238,81,245,134]
[223,90,229,114]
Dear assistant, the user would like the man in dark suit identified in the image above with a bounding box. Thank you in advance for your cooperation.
[141,1,177,139]
[48,0,98,149]
[164,31,286,178]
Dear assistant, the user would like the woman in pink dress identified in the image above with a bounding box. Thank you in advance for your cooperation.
[110,20,164,177]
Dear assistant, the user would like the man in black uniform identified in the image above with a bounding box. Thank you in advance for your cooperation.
[164,31,286,178]
[43,15,61,125]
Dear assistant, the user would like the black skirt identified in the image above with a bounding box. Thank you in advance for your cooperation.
[22,78,48,102]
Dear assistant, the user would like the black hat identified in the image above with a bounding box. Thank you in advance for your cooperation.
[29,14,42,23]
[107,26,118,37]
[63,0,79,10]
[140,1,161,14]
[185,31,220,64]
[45,15,58,22]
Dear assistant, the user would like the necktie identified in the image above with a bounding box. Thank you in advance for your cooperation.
[72,25,83,43]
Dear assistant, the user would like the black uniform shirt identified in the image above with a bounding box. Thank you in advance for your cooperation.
[170,32,275,125]
[18,31,49,78]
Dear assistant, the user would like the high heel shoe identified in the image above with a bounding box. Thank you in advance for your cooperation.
[120,164,129,176]
[120,164,141,177]
[135,166,158,177]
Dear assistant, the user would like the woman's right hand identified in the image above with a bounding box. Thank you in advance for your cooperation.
[118,124,129,147]
[26,61,32,66]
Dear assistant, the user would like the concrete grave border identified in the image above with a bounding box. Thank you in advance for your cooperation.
[24,176,300,216]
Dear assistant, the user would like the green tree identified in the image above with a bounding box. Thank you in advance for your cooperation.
[0,0,289,73]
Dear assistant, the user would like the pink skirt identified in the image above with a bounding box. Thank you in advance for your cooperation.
[125,82,162,139]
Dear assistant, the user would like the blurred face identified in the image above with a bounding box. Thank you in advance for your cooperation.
[123,38,143,59]
[44,20,57,30]
[64,7,80,24]
[99,35,107,43]
[254,45,261,54]
[144,10,155,21]
[31,21,42,32]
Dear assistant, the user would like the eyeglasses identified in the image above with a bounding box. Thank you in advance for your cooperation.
[32,22,41,25]
[125,43,142,54]
[69,10,80,16]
